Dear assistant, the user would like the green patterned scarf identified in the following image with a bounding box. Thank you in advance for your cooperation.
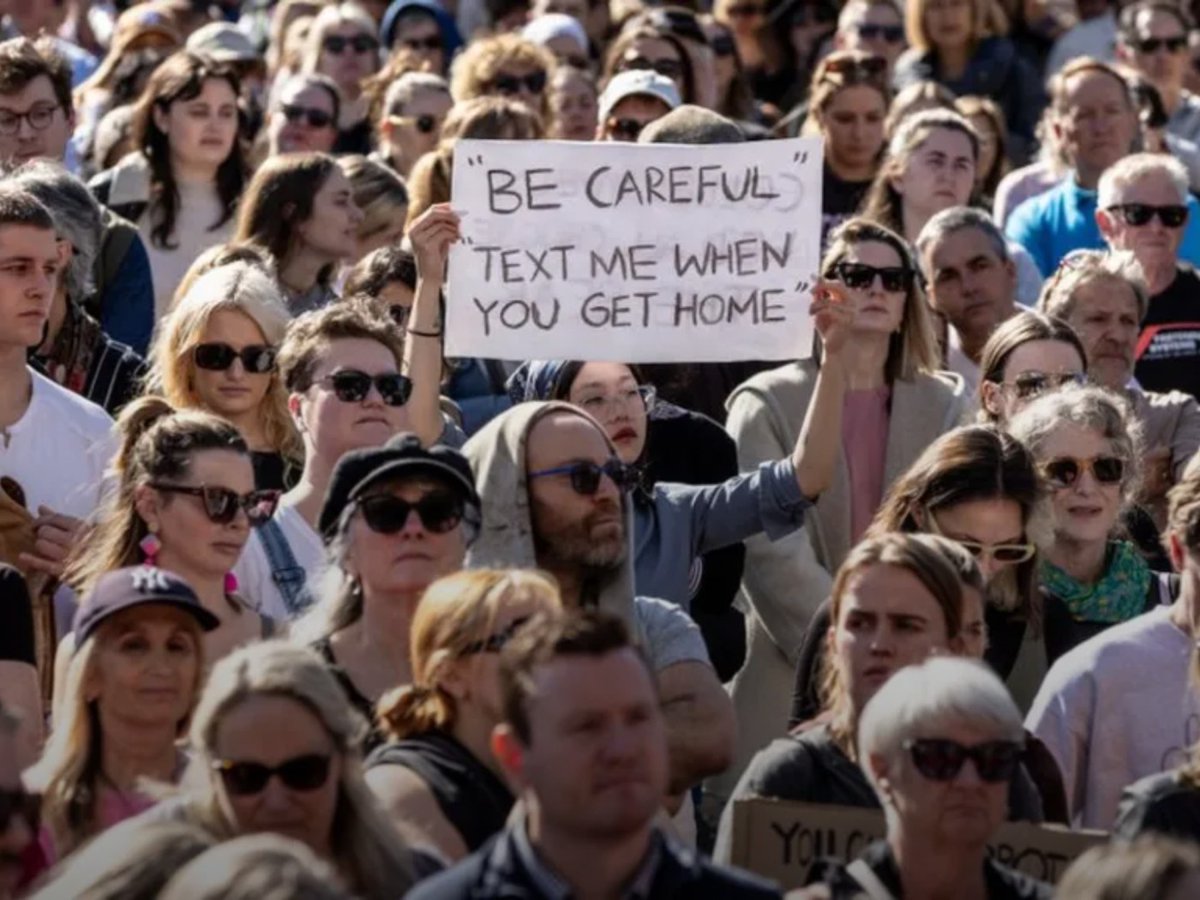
[1039,541,1151,624]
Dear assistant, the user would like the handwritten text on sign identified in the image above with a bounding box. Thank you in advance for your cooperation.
[445,137,823,363]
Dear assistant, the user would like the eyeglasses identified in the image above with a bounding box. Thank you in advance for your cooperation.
[831,261,913,292]
[399,35,443,51]
[317,370,413,406]
[575,385,656,418]
[388,113,439,134]
[280,103,335,129]
[0,102,60,136]
[1135,35,1186,54]
[149,483,279,526]
[905,738,1023,783]
[621,55,684,80]
[726,2,765,17]
[489,71,547,96]
[460,615,532,656]
[854,23,905,43]
[926,511,1035,565]
[193,342,277,374]
[1042,455,1125,489]
[529,459,639,495]
[357,492,466,534]
[323,34,379,55]
[1106,203,1189,229]
[0,788,40,833]
[710,33,736,57]
[608,117,648,141]
[212,754,332,796]
[1001,370,1086,401]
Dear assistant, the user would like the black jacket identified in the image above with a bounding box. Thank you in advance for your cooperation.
[1113,770,1200,843]
[406,826,782,899]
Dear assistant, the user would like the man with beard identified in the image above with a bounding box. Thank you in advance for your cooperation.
[917,207,1019,394]
[0,704,36,898]
[408,611,781,899]
[463,402,736,816]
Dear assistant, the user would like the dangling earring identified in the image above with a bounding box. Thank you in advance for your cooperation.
[224,571,239,594]
[139,531,161,567]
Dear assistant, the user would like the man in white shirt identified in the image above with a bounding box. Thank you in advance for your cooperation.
[0,186,111,577]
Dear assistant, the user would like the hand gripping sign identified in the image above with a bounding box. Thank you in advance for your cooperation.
[445,137,823,363]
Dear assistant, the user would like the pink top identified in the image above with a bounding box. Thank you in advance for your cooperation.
[842,386,891,545]
[37,787,157,866]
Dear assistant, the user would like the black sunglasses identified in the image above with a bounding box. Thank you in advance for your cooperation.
[318,370,413,406]
[710,33,736,56]
[855,23,905,42]
[389,113,438,134]
[400,35,443,51]
[1042,456,1125,489]
[905,738,1023,783]
[280,103,334,129]
[1005,370,1086,400]
[323,34,378,54]
[1107,203,1189,228]
[0,788,40,833]
[193,342,277,374]
[358,492,466,535]
[490,70,547,95]
[622,55,683,79]
[212,754,332,796]
[460,615,532,656]
[831,261,913,292]
[150,483,280,527]
[1136,35,1186,54]
[609,117,646,141]
[528,459,639,495]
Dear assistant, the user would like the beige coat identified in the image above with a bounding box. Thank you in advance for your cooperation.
[708,359,969,802]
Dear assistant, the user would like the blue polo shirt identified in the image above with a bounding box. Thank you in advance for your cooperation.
[1005,176,1200,276]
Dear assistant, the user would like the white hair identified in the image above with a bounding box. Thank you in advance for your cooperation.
[1098,152,1189,209]
[857,657,1023,814]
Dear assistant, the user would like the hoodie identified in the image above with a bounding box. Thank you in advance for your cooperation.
[380,0,464,61]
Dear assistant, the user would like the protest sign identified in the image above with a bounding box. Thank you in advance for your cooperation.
[728,799,1107,889]
[445,137,822,362]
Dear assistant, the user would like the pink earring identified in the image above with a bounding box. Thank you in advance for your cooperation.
[224,572,239,595]
[139,532,161,567]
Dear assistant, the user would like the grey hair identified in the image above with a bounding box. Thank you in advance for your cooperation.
[915,205,1009,263]
[1038,249,1149,323]
[858,656,1023,825]
[1098,152,1189,209]
[382,72,450,118]
[159,834,350,900]
[6,160,101,301]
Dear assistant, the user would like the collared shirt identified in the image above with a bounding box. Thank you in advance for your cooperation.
[511,818,663,900]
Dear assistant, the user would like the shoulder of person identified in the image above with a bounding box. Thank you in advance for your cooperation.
[740,731,831,798]
[1123,768,1196,811]
[633,594,709,669]
[28,368,113,437]
[403,846,488,900]
[985,857,1054,899]
[891,47,934,83]
[658,834,782,898]
[727,360,818,412]
[909,367,967,399]
[1049,605,1175,677]
[88,152,152,209]
[1136,387,1200,422]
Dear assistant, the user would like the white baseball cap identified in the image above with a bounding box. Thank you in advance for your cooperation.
[598,69,681,122]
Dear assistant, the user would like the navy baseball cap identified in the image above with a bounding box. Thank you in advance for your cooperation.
[73,567,220,648]
[318,432,480,539]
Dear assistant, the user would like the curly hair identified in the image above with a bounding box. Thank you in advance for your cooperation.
[449,33,555,122]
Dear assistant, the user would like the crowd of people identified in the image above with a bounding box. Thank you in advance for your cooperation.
[1,0,1200,897]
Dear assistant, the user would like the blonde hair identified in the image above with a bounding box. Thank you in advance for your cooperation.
[180,641,415,899]
[301,3,379,85]
[149,263,303,466]
[905,0,1003,52]
[338,155,409,246]
[378,570,562,740]
[27,618,205,856]
[448,33,555,121]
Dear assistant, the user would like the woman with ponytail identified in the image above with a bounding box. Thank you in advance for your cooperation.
[364,569,561,862]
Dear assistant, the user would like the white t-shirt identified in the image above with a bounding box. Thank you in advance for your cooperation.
[0,369,114,519]
[234,503,326,622]
[1026,605,1200,829]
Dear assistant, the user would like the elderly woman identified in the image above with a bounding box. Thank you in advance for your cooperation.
[797,657,1052,899]
[12,161,146,414]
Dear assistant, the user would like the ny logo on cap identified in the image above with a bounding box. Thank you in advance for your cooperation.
[131,568,171,594]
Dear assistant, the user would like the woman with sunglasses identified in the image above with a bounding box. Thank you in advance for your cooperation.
[234,152,364,315]
[28,566,214,861]
[374,73,453,180]
[144,640,418,899]
[150,263,301,493]
[803,51,891,248]
[893,0,1044,164]
[300,4,381,155]
[366,569,560,862]
[294,433,480,749]
[450,34,556,125]
[265,73,341,157]
[338,156,409,265]
[602,26,695,106]
[89,51,246,319]
[1010,386,1168,665]
[796,657,1052,900]
[978,310,1088,425]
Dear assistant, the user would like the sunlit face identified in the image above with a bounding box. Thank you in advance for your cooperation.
[390,14,446,73]
[567,363,648,463]
[0,73,73,165]
[923,226,1016,349]
[839,3,906,71]
[1062,278,1141,390]
[981,339,1086,423]
[189,309,275,423]
[1098,170,1187,270]
[317,22,380,94]
[269,83,338,155]
[927,497,1026,582]
[382,86,452,175]
[153,78,239,173]
[831,563,950,713]
[550,67,599,141]
[818,84,886,174]
[618,37,686,100]
[892,127,976,220]
[923,0,973,52]
[87,605,201,730]
[0,223,60,349]
[600,94,671,142]
[295,168,364,262]
[1038,422,1124,546]
[1054,70,1137,179]
[137,449,256,580]
[834,239,909,337]
[1125,8,1188,91]
[213,694,342,856]
[454,592,553,723]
